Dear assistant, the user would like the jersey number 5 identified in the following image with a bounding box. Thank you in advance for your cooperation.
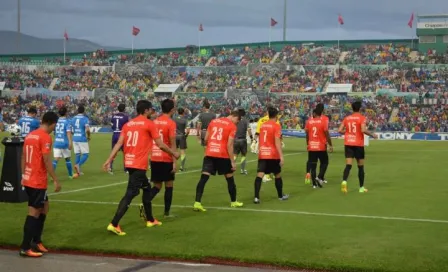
[211,127,223,140]
[126,131,139,147]
[347,122,357,133]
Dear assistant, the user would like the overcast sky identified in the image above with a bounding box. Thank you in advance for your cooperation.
[1,0,447,49]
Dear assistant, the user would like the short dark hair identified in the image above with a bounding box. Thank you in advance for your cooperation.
[268,106,278,119]
[58,106,67,117]
[42,112,59,125]
[238,108,246,117]
[118,104,126,112]
[229,110,241,120]
[136,100,152,115]
[28,106,37,114]
[178,108,185,115]
[352,101,362,112]
[161,99,175,114]
[78,105,85,114]
[315,103,324,115]
[203,101,211,109]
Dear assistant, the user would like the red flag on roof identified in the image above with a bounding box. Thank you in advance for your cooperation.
[408,13,414,28]
[64,30,69,40]
[271,18,278,27]
[132,26,140,36]
[199,23,204,32]
[338,14,344,25]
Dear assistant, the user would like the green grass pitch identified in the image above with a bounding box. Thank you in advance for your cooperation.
[0,134,447,272]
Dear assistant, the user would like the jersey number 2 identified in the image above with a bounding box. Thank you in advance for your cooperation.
[312,127,318,137]
[211,127,223,140]
[126,131,139,147]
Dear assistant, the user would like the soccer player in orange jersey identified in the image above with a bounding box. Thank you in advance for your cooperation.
[253,107,288,204]
[140,99,178,219]
[20,112,61,258]
[193,110,243,212]
[305,109,333,189]
[103,100,179,235]
[338,101,377,194]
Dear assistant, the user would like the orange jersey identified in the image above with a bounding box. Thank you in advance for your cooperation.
[21,128,52,189]
[151,115,176,163]
[258,120,282,159]
[305,116,328,151]
[343,113,366,147]
[205,117,236,159]
[121,115,160,170]
[321,115,329,129]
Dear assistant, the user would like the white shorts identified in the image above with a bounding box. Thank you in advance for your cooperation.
[73,142,89,154]
[53,148,71,159]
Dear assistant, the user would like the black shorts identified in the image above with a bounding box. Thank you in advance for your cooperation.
[150,161,175,182]
[25,187,48,209]
[201,156,233,176]
[308,151,329,164]
[233,139,248,155]
[127,168,150,191]
[176,135,187,149]
[200,129,207,146]
[257,159,281,175]
[344,146,365,160]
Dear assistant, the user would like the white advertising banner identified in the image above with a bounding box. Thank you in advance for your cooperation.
[417,22,448,29]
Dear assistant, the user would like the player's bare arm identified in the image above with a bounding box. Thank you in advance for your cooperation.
[196,121,202,140]
[275,136,284,167]
[304,127,309,146]
[203,130,209,146]
[67,130,73,151]
[86,127,91,141]
[44,153,61,192]
[103,135,124,171]
[170,134,177,172]
[338,123,346,134]
[325,130,334,152]
[227,136,236,170]
[154,138,180,159]
[361,123,378,139]
[185,127,190,137]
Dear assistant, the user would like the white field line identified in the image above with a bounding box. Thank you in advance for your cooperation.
[49,152,303,196]
[51,199,448,224]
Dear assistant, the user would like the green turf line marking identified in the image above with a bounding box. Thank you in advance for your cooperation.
[52,199,448,224]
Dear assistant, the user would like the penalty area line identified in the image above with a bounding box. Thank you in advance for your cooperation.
[51,199,448,225]
[49,152,303,197]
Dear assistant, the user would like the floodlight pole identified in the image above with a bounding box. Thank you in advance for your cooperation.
[283,0,287,41]
[17,0,21,53]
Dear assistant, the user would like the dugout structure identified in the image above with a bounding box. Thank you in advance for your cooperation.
[417,14,448,53]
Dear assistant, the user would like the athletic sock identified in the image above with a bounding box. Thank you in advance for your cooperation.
[306,161,311,174]
[142,189,155,222]
[254,176,262,199]
[164,187,173,215]
[318,163,328,180]
[79,153,89,166]
[181,154,186,169]
[343,164,352,181]
[240,156,247,171]
[52,160,57,170]
[226,176,237,202]
[310,162,318,186]
[274,178,284,198]
[148,186,160,202]
[21,216,39,250]
[65,159,73,176]
[358,166,365,187]
[33,214,46,244]
[195,174,210,202]
[75,153,81,165]
[111,197,131,227]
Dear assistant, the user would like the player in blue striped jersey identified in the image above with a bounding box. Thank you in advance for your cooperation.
[52,106,74,178]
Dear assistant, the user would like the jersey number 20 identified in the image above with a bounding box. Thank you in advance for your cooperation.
[126,131,139,147]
